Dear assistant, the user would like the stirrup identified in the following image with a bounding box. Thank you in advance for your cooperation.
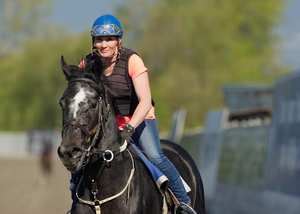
[175,202,197,214]
[163,188,179,213]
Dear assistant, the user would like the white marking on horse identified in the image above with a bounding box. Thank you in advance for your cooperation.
[70,88,87,118]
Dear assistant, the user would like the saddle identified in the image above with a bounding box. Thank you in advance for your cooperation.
[129,144,190,214]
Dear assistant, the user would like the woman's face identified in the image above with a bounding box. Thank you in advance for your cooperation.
[93,36,120,59]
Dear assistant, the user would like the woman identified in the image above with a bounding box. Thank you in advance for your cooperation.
[73,14,196,214]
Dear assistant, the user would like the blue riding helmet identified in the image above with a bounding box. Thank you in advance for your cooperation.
[91,14,123,38]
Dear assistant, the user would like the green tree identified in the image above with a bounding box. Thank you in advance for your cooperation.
[0,0,86,130]
[119,0,286,129]
[0,0,51,56]
[0,33,91,130]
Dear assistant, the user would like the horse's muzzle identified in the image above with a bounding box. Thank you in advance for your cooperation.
[57,144,82,171]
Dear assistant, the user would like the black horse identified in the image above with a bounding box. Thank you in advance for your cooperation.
[57,56,205,214]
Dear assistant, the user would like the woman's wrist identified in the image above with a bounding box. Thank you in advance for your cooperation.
[125,123,135,132]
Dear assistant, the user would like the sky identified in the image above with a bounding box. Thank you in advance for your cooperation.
[48,0,300,70]
[277,0,300,70]
[49,0,124,32]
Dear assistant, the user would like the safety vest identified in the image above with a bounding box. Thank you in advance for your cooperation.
[85,48,139,116]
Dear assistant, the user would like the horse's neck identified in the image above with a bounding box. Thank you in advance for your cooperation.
[86,148,132,183]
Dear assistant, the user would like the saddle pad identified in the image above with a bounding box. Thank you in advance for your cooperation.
[130,144,191,192]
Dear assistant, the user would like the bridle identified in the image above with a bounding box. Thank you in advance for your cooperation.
[61,77,127,171]
[62,77,134,214]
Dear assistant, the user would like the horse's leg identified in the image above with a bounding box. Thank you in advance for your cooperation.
[161,140,206,214]
[71,203,94,214]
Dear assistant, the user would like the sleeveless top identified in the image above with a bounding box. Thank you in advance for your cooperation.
[85,48,155,121]
[101,48,139,116]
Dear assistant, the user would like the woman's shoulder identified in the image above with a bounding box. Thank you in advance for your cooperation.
[120,47,139,57]
[128,53,143,63]
[128,53,147,78]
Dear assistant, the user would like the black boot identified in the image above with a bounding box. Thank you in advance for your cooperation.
[176,202,197,214]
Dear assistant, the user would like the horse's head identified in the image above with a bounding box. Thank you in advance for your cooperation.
[57,56,119,172]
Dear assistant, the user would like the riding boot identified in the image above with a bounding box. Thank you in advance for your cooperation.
[176,202,197,214]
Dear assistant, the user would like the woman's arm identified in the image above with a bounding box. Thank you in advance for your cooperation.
[128,72,152,128]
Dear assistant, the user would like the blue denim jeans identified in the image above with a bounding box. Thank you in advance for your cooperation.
[132,119,191,204]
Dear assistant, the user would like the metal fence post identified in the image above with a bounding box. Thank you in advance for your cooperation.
[200,110,225,200]
[168,109,187,143]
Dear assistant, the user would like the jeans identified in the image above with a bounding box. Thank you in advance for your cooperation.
[132,119,191,204]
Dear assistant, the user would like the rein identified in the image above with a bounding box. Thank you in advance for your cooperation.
[75,96,104,171]
[75,95,128,171]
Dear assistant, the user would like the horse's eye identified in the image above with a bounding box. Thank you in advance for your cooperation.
[79,102,89,109]
[91,102,97,109]
[59,99,66,108]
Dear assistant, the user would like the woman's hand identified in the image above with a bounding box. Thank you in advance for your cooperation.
[120,123,135,142]
[78,58,86,70]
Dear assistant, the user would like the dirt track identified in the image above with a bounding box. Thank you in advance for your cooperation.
[0,156,71,214]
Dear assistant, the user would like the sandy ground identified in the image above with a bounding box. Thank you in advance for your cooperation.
[0,155,71,214]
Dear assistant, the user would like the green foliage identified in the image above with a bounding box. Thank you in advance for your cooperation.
[119,0,286,129]
[0,33,91,130]
[0,0,51,55]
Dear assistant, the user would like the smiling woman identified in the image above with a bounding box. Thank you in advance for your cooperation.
[93,36,120,60]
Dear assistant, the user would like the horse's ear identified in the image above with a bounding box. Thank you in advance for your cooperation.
[60,55,71,79]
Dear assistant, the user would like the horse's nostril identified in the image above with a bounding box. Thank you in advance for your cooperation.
[58,145,82,159]
[72,147,81,153]
[57,145,72,158]
[57,146,64,158]
[71,147,82,158]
